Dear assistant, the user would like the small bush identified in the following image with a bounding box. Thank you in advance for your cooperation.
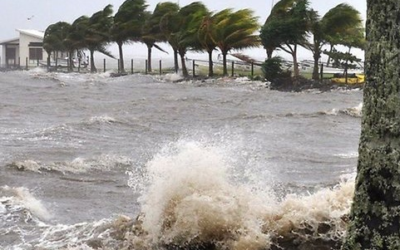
[261,57,290,81]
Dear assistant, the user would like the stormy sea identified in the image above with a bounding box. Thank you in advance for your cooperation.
[0,69,363,249]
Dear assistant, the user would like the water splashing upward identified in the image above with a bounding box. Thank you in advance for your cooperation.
[126,139,354,249]
[128,139,273,249]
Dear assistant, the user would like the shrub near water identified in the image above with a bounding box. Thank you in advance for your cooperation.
[261,57,291,82]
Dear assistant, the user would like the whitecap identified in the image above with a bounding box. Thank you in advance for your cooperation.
[88,115,117,124]
[1,186,53,222]
[334,151,359,159]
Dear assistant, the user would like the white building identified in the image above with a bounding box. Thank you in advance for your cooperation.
[0,29,48,69]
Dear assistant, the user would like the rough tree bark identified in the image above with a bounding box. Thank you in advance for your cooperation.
[342,1,400,249]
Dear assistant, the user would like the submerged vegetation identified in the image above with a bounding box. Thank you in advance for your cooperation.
[44,0,364,85]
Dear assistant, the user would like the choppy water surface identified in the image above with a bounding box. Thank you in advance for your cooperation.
[0,69,363,249]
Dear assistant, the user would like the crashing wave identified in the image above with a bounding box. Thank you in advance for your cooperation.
[7,154,133,174]
[320,102,363,118]
[7,140,356,249]
[88,115,118,125]
[0,186,52,222]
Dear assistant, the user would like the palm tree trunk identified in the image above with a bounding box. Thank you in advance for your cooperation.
[47,53,51,72]
[292,45,299,80]
[179,50,188,77]
[266,47,274,60]
[118,41,125,73]
[208,50,214,77]
[326,44,334,67]
[344,46,352,84]
[68,51,73,72]
[147,44,152,73]
[90,49,96,73]
[174,49,179,73]
[222,51,228,76]
[312,48,321,80]
[342,1,400,248]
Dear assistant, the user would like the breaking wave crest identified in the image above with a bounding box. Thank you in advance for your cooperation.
[321,103,363,118]
[7,154,133,173]
[123,140,354,249]
[87,115,118,125]
[0,186,52,222]
[6,140,355,249]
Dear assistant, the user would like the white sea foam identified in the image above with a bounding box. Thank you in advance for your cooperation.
[160,73,184,82]
[8,154,133,174]
[125,139,355,249]
[88,115,117,124]
[66,154,133,172]
[1,186,52,222]
[322,102,363,118]
[342,102,363,117]
[33,219,112,249]
[334,151,359,159]
[8,160,43,172]
[128,139,272,249]
[6,140,356,249]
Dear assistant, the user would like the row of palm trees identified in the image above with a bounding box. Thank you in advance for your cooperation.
[43,0,259,77]
[261,0,364,80]
[44,0,364,79]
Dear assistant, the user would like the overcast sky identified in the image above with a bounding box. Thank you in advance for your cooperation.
[0,0,366,61]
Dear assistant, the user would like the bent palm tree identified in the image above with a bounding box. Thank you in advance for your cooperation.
[111,0,148,73]
[198,11,217,76]
[260,0,310,78]
[68,5,114,73]
[307,3,363,80]
[43,21,71,70]
[160,2,208,77]
[212,8,260,76]
[141,2,178,72]
[87,4,114,72]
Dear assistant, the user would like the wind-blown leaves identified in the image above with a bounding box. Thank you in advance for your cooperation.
[111,0,148,72]
[260,0,310,78]
[306,3,364,79]
[211,8,260,76]
[141,2,179,72]
[43,22,72,69]
[160,2,208,77]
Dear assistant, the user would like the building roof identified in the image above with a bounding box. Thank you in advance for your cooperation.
[0,38,19,45]
[0,29,44,46]
[16,29,44,39]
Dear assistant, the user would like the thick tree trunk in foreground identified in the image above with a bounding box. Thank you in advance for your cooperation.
[342,1,400,249]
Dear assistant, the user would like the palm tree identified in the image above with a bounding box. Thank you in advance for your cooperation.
[160,2,208,77]
[198,11,218,77]
[260,0,310,78]
[86,4,114,72]
[111,0,148,73]
[141,2,179,72]
[177,2,208,77]
[160,10,180,73]
[211,8,260,76]
[43,22,71,70]
[67,16,90,69]
[67,5,114,73]
[306,3,363,80]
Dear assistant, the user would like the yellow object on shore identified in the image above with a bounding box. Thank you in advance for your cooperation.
[331,73,365,84]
